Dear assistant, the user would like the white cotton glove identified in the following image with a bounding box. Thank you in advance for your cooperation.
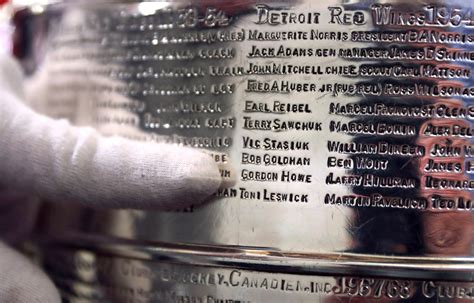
[0,54,223,302]
[0,56,222,209]
[0,242,61,303]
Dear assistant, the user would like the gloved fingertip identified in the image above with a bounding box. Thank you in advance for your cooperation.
[147,148,223,210]
[0,243,62,303]
[174,149,224,207]
[216,160,237,188]
[0,54,25,98]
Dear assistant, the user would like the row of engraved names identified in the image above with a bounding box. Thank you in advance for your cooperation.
[49,76,474,97]
[236,162,474,190]
[216,186,473,211]
[239,134,474,182]
[50,62,472,80]
[51,81,474,98]
[51,45,474,62]
[88,96,474,121]
[238,116,474,138]
[234,137,474,203]
[240,147,473,176]
[141,114,474,137]
[53,27,474,46]
[89,105,474,138]
[138,119,474,143]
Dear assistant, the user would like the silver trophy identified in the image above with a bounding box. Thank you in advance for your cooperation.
[12,0,474,301]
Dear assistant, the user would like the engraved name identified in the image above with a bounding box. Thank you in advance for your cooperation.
[243,137,310,151]
[242,153,311,166]
[327,141,425,156]
[326,173,416,188]
[244,101,311,114]
[241,170,312,183]
[243,117,322,131]
[246,80,317,93]
[263,189,308,203]
[423,123,473,137]
[424,159,462,173]
[248,29,348,41]
[425,176,474,190]
[325,193,427,210]
[247,63,356,76]
[248,45,336,58]
[431,196,473,211]
[327,157,389,170]
[329,121,416,136]
[359,64,471,79]
[329,102,474,119]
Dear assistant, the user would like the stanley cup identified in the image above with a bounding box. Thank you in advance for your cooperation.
[11,0,474,301]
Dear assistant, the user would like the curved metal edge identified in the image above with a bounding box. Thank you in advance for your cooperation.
[36,233,474,282]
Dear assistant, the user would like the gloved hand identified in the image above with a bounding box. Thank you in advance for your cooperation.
[0,54,223,302]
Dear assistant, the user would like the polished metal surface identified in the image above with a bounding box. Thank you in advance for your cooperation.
[13,0,474,301]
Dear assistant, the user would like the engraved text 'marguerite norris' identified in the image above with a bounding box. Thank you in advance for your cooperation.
[329,121,416,136]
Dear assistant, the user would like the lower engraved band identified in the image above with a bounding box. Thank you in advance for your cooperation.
[36,238,474,303]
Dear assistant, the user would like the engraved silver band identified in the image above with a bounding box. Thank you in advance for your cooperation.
[14,0,474,301]
[36,241,474,302]
[38,236,474,281]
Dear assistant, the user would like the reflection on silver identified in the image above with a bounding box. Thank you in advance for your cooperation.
[14,0,474,301]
